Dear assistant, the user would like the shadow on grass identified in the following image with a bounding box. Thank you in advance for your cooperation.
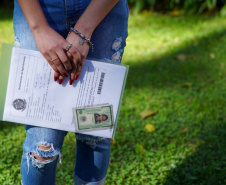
[126,28,226,90]
[163,122,226,185]
[119,26,226,184]
[0,8,13,21]
[0,121,22,129]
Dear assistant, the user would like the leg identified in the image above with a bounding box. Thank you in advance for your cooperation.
[74,134,111,185]
[72,0,129,184]
[21,125,67,185]
[14,2,69,183]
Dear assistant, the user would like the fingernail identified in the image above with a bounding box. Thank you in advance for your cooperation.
[64,73,68,77]
[69,79,74,85]
[59,79,63,85]
[75,74,79,80]
[54,76,58,82]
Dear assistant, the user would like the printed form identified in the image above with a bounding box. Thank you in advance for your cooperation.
[3,47,127,138]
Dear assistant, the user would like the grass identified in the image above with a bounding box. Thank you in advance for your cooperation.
[0,9,226,185]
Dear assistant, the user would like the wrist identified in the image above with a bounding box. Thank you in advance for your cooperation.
[68,28,94,53]
[73,23,93,39]
[30,22,50,34]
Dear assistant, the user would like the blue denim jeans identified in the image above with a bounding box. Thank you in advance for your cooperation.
[13,0,129,184]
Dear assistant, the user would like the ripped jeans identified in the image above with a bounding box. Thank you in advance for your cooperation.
[21,126,110,185]
[13,0,129,184]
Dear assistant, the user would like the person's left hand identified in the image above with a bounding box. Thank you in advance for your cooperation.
[54,28,91,85]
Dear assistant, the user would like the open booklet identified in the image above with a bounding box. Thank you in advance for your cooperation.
[0,44,129,138]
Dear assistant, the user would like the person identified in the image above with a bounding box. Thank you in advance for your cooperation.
[94,113,108,123]
[14,0,129,184]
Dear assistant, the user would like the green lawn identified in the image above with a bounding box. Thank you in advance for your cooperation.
[0,9,226,185]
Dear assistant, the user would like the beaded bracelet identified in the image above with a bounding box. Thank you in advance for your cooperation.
[68,28,94,53]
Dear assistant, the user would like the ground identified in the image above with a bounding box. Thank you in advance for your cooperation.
[0,9,226,185]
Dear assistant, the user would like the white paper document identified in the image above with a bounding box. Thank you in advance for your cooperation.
[2,47,128,138]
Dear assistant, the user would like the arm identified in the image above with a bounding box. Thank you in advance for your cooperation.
[17,0,48,31]
[64,0,119,84]
[18,0,119,85]
[17,0,81,78]
[74,0,119,38]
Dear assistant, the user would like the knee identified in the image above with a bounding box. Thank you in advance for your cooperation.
[27,142,61,170]
[31,145,54,161]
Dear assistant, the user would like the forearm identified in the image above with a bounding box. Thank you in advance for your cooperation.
[74,0,119,38]
[17,0,49,32]
[17,0,76,77]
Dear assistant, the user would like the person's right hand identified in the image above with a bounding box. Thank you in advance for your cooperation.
[32,25,80,77]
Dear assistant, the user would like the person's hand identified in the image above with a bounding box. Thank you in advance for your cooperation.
[32,25,80,78]
[54,28,91,85]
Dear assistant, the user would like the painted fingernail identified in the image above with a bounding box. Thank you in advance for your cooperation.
[75,74,79,80]
[59,79,63,85]
[64,73,68,77]
[54,76,58,82]
[69,79,74,85]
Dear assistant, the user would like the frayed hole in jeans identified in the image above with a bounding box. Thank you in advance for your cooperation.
[26,143,62,174]
[112,37,122,51]
[111,49,123,63]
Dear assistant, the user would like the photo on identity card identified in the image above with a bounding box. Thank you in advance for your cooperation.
[73,104,114,132]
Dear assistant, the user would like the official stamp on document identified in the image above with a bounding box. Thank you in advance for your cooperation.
[12,98,27,111]
[73,105,114,132]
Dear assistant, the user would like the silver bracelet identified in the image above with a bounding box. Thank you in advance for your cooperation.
[68,28,94,53]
